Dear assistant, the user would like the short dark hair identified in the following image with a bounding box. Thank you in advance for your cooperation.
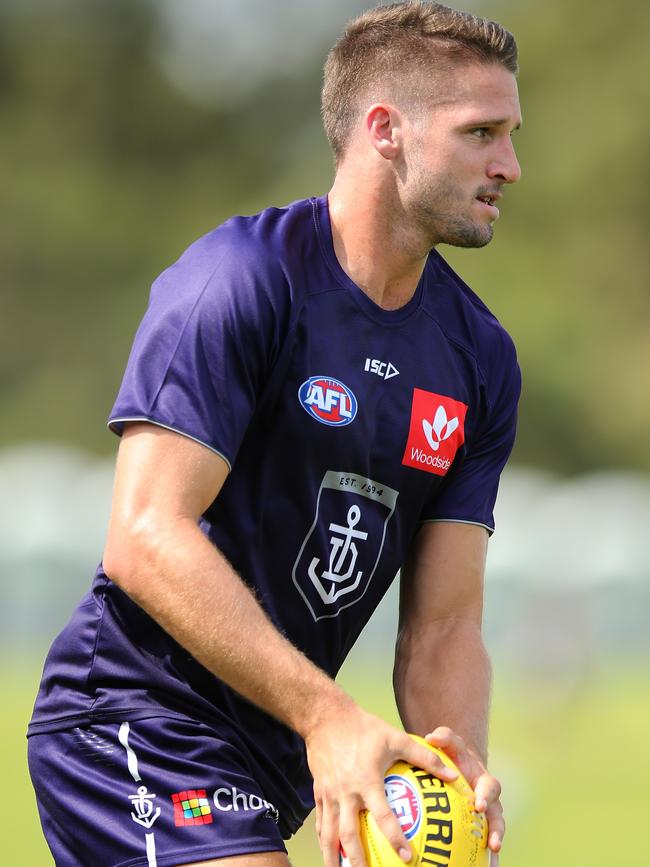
[322,1,518,163]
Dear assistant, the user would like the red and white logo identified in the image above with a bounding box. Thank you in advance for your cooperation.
[384,774,422,839]
[402,388,467,476]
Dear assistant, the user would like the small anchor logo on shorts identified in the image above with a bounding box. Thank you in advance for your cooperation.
[129,785,161,829]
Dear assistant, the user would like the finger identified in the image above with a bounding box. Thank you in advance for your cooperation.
[425,728,472,770]
[364,784,413,864]
[314,785,323,839]
[485,798,505,853]
[425,725,465,754]
[424,728,482,783]
[319,796,341,867]
[474,772,502,813]
[338,802,370,867]
[402,736,458,782]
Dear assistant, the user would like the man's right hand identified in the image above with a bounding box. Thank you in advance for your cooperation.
[303,702,458,867]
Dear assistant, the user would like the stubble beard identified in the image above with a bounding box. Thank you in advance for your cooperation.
[408,175,494,249]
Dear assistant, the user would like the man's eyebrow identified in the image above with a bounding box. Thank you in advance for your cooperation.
[468,117,522,131]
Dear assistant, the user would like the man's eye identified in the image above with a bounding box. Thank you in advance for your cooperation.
[471,128,489,138]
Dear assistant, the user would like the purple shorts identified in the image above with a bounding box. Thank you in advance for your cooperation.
[28,716,289,866]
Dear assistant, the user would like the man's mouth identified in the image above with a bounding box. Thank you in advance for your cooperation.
[475,192,501,217]
[476,193,501,206]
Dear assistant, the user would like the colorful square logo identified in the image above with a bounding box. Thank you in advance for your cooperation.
[402,388,468,476]
[171,789,213,826]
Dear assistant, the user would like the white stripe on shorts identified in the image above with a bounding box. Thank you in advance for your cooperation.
[118,721,142,783]
[118,723,158,867]
[145,832,157,867]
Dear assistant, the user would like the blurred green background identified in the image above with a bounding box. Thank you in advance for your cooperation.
[1,0,649,864]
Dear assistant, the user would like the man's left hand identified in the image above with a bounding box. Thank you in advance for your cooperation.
[425,726,504,866]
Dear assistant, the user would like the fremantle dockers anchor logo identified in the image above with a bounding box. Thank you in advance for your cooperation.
[129,785,161,829]
[308,504,368,605]
[293,471,398,621]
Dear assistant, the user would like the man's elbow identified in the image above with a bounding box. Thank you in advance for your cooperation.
[102,513,161,595]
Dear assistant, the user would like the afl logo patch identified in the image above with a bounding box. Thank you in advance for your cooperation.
[298,376,358,427]
[384,774,422,840]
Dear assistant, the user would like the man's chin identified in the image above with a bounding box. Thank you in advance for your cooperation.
[440,223,494,249]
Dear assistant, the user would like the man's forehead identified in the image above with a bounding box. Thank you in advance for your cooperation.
[427,64,521,123]
[363,63,521,128]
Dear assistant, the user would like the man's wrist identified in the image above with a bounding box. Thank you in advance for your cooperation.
[291,678,358,743]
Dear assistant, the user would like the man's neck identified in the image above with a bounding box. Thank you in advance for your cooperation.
[327,172,432,311]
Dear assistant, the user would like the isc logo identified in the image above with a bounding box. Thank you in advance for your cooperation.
[298,376,358,427]
[364,357,399,380]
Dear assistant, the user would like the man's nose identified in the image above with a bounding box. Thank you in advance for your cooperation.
[488,137,521,184]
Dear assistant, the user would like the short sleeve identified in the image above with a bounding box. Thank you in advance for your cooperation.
[109,227,286,469]
[421,333,521,534]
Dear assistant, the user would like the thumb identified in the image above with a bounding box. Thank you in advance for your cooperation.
[401,734,458,782]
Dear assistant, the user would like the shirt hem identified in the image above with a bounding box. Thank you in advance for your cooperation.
[27,706,199,737]
[419,517,494,536]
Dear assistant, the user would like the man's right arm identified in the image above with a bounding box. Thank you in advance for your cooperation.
[102,422,455,867]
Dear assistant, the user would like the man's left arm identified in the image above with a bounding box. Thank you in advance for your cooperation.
[393,520,504,856]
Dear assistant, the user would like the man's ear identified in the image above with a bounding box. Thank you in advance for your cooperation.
[365,103,402,160]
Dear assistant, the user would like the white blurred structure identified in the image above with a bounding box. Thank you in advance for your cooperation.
[1,444,648,672]
[155,0,369,107]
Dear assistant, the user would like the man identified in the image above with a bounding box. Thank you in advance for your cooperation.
[28,3,522,866]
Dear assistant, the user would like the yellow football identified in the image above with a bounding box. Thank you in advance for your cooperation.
[340,735,488,867]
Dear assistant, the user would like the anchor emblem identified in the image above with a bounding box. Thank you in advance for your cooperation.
[129,785,161,829]
[308,505,369,605]
[293,471,399,621]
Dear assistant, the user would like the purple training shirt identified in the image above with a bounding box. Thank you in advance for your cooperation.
[29,196,521,835]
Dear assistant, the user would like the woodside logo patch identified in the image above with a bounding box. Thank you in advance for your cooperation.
[402,388,468,476]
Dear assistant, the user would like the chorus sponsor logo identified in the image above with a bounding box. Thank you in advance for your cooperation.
[298,376,358,427]
[213,786,279,823]
[402,389,467,476]
[171,790,213,826]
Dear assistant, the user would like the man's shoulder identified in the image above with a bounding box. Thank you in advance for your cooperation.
[148,196,321,320]
[424,249,517,368]
[179,196,317,277]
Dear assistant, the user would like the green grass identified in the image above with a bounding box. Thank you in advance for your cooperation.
[6,660,649,866]
[1,665,53,866]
